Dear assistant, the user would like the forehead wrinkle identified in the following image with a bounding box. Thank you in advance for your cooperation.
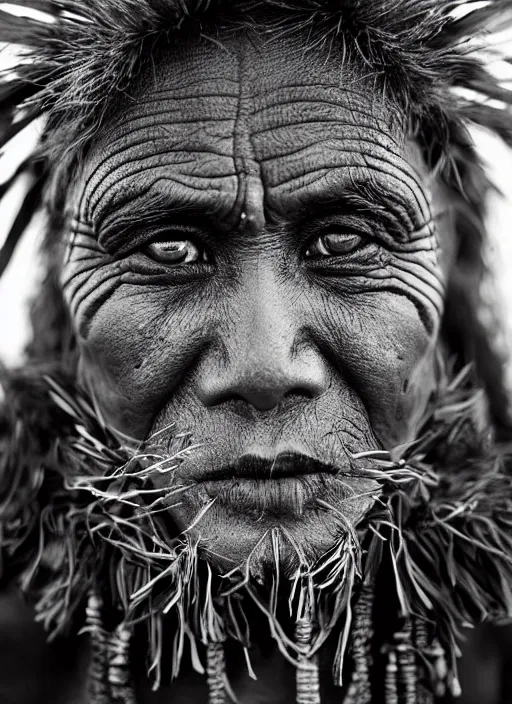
[86,153,237,227]
[80,39,243,225]
[87,93,239,148]
[255,126,430,220]
[85,99,237,194]
[84,109,239,224]
[249,92,396,141]
[239,46,425,224]
[77,29,429,241]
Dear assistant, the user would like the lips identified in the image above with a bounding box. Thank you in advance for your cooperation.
[199,452,339,483]
[193,452,353,519]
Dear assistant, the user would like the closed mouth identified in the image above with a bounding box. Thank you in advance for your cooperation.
[199,452,339,483]
[183,453,369,521]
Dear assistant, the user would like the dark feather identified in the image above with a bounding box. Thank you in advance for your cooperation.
[0,174,44,278]
[0,81,37,115]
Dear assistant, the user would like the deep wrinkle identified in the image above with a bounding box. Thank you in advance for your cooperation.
[61,28,449,570]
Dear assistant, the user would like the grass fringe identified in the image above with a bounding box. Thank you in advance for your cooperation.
[1,363,512,694]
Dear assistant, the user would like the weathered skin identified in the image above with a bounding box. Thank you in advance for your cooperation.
[57,27,452,702]
[63,29,447,562]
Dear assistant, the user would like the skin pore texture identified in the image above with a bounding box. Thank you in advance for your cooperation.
[63,28,449,565]
[59,26,453,702]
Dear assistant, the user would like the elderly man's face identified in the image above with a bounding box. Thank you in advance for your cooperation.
[61,30,447,568]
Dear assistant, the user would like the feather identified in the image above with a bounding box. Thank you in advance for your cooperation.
[0,172,43,278]
[2,0,58,9]
[0,9,54,43]
[444,1,512,39]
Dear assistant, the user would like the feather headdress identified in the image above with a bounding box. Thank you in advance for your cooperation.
[1,0,512,428]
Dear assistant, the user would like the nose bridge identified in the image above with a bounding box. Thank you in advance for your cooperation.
[196,259,327,412]
[231,263,297,371]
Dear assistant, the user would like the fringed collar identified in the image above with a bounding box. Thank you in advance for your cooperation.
[1,362,512,703]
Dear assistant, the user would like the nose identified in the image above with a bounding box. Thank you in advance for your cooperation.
[196,270,328,412]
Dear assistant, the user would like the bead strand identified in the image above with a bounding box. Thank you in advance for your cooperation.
[206,642,228,704]
[85,591,110,704]
[395,622,417,704]
[342,584,374,704]
[413,618,434,704]
[295,613,321,704]
[108,623,137,704]
[385,650,399,704]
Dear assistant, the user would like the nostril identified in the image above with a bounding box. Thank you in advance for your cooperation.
[196,350,329,412]
[200,385,321,414]
[284,388,317,402]
[231,388,285,413]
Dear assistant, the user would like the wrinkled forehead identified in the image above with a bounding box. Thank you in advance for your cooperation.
[78,29,430,233]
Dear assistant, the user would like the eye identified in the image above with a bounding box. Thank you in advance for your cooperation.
[144,240,205,264]
[305,232,364,259]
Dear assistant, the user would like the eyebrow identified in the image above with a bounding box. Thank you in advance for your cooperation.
[94,172,431,252]
[289,176,431,236]
[95,190,225,253]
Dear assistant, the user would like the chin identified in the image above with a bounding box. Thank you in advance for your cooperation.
[165,464,378,573]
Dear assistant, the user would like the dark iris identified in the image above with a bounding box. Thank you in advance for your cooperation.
[306,232,363,258]
[145,240,202,264]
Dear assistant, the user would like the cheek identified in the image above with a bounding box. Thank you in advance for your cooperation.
[76,285,213,437]
[73,273,438,446]
[314,291,437,446]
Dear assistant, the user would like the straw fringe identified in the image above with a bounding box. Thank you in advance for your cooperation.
[0,362,512,701]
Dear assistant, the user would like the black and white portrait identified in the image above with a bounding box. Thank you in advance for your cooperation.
[2,2,512,703]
